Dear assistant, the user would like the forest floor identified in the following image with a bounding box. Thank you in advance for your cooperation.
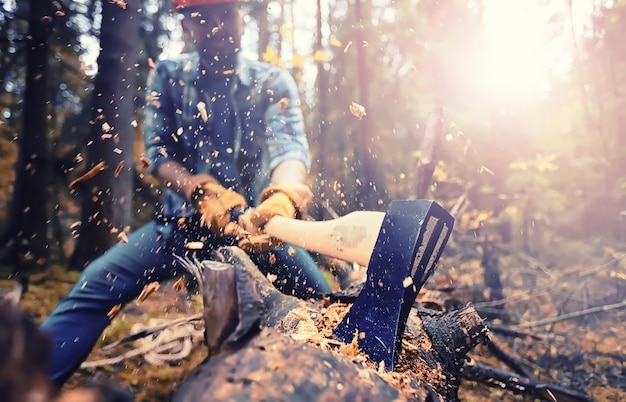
[1,241,625,401]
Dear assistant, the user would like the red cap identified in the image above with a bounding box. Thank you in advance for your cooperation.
[173,0,241,10]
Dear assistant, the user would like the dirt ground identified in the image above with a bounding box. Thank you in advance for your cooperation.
[2,250,625,401]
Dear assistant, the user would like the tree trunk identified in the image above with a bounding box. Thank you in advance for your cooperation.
[413,106,444,199]
[0,0,58,276]
[68,0,140,270]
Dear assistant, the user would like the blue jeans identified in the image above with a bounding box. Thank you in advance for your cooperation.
[40,216,331,387]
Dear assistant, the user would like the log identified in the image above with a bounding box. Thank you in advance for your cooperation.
[172,247,489,401]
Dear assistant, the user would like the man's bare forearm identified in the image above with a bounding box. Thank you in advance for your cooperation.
[270,159,307,185]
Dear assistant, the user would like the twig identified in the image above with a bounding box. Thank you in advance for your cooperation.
[514,300,626,329]
[462,360,595,402]
[516,251,551,276]
[449,182,473,218]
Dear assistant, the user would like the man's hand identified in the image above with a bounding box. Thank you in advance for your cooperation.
[190,179,247,236]
[237,183,312,253]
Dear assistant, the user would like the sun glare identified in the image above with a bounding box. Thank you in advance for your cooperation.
[477,0,577,100]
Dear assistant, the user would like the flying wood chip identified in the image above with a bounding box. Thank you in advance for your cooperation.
[197,102,209,122]
[136,282,160,304]
[117,231,129,243]
[349,102,366,119]
[68,161,106,189]
[173,277,185,291]
[114,161,124,178]
[111,0,126,9]
[107,304,122,319]
[277,97,289,113]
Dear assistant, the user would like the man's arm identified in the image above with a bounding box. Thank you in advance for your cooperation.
[270,159,307,186]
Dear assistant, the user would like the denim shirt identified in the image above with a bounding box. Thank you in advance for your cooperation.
[144,52,312,231]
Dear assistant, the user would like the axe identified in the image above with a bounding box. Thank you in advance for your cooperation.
[264,200,454,370]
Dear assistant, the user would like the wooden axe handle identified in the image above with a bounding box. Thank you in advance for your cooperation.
[263,211,385,267]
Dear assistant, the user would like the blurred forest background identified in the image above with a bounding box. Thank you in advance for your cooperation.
[2,0,626,271]
[0,0,625,400]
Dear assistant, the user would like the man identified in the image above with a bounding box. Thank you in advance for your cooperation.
[41,0,331,387]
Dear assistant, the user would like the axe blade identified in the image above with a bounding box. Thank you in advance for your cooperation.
[333,200,454,371]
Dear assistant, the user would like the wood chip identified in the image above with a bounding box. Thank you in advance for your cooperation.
[117,231,128,243]
[277,97,289,113]
[186,241,204,250]
[68,161,106,189]
[107,304,122,319]
[172,277,185,291]
[197,101,208,122]
[114,161,124,178]
[136,282,160,304]
[349,102,366,119]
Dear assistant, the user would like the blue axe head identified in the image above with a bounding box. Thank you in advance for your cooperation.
[333,199,454,371]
